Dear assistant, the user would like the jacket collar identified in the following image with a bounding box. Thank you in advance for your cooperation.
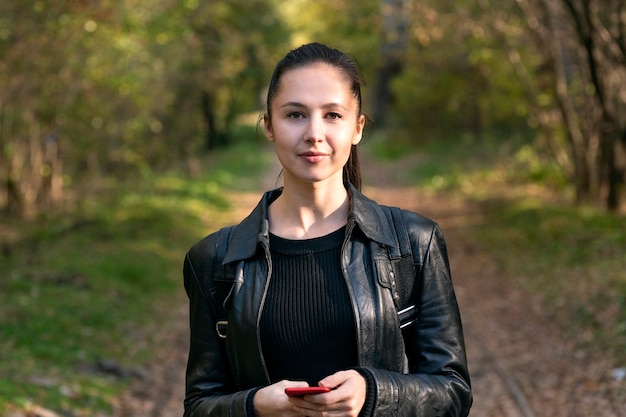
[223,183,397,263]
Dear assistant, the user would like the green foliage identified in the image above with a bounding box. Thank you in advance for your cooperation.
[1,206,187,414]
[365,129,415,160]
[279,0,380,80]
[0,0,289,216]
[389,1,534,137]
[3,0,621,217]
[0,140,273,415]
[184,0,290,148]
[370,129,536,191]
[511,144,568,189]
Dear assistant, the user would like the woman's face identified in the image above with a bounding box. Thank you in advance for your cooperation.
[264,63,365,188]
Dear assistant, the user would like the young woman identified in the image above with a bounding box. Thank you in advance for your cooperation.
[183,43,472,417]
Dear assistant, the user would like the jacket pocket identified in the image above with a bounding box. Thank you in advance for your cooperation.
[374,257,420,330]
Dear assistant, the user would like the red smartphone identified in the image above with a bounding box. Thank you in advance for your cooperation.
[285,386,331,397]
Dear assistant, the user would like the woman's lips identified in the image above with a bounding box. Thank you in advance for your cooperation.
[299,152,327,163]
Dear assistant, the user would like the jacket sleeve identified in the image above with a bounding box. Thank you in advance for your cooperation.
[364,218,472,417]
[183,235,256,417]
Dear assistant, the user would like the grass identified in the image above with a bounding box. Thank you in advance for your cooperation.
[0,139,274,416]
[369,130,626,364]
[470,197,626,359]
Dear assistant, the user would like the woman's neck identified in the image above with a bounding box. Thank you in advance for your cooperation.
[269,180,350,239]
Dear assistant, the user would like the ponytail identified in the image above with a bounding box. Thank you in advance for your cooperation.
[344,145,361,191]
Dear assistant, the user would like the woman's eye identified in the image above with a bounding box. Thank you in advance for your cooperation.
[327,112,342,120]
[287,112,304,119]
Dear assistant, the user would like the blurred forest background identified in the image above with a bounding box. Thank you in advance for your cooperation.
[2,0,625,218]
[1,0,625,415]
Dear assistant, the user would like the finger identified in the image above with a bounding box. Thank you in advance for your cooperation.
[318,369,355,389]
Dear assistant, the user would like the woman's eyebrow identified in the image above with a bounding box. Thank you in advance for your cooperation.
[322,102,349,111]
[280,101,306,109]
[279,101,348,111]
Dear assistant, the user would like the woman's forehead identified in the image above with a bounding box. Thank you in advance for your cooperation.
[273,64,355,104]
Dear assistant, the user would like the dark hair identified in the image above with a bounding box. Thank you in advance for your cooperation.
[266,43,365,191]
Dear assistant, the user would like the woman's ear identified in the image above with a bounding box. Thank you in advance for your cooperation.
[263,113,274,142]
[353,114,366,145]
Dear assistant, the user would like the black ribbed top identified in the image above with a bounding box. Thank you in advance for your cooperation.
[260,226,358,385]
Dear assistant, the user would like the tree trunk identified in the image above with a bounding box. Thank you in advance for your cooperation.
[561,0,626,210]
[544,0,599,202]
[373,0,410,126]
[603,129,625,212]
[201,90,228,151]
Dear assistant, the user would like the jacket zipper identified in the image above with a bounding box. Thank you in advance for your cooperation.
[256,222,272,384]
[341,220,363,364]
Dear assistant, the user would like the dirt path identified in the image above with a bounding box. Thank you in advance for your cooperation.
[114,155,625,417]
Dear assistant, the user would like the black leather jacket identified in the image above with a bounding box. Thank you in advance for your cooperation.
[183,185,472,416]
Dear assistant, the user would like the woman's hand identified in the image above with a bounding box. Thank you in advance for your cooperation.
[288,370,367,417]
[253,380,309,417]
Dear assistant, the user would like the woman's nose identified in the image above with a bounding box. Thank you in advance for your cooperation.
[304,115,324,142]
